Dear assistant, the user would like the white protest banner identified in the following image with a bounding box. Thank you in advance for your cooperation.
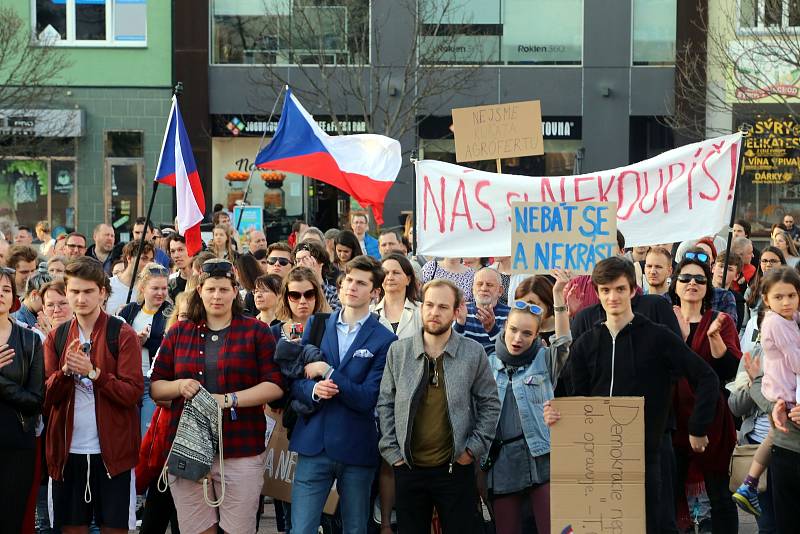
[512,202,617,274]
[415,133,742,257]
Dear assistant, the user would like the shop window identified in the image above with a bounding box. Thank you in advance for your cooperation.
[420,0,582,65]
[632,0,676,65]
[738,0,800,30]
[211,0,369,65]
[0,159,76,232]
[34,0,147,46]
[106,131,144,158]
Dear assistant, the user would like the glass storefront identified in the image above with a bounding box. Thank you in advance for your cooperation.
[420,0,583,65]
[0,158,76,235]
[632,0,676,65]
[419,116,583,176]
[733,108,800,240]
[211,0,369,65]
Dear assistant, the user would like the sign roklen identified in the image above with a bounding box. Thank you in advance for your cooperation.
[451,100,544,162]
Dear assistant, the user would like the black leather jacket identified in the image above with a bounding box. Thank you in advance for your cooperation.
[0,323,44,446]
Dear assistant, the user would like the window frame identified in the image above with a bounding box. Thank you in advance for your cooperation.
[417,0,585,67]
[209,0,372,67]
[31,0,148,48]
[736,0,800,34]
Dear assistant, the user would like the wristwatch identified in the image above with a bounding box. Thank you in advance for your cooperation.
[87,368,99,381]
[553,305,569,313]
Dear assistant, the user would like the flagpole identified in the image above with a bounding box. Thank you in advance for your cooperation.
[125,82,183,305]
[720,123,752,285]
[234,85,287,235]
[410,150,418,255]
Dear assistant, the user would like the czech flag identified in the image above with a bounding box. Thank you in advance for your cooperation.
[255,88,401,224]
[154,96,206,255]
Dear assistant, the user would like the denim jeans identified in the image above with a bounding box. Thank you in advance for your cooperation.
[140,377,156,439]
[291,453,374,534]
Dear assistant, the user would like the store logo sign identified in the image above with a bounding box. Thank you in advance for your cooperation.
[226,117,246,136]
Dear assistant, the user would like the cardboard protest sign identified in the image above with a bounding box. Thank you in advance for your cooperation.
[451,101,544,162]
[415,133,742,257]
[550,397,645,534]
[262,409,338,515]
[511,201,617,275]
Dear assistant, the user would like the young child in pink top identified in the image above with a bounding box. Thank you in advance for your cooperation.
[733,266,800,518]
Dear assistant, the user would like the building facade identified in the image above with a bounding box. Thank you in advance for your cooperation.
[195,0,692,236]
[705,0,800,240]
[1,0,173,240]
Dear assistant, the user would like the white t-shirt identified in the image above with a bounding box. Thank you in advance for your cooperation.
[132,308,156,376]
[106,276,137,315]
[70,326,101,454]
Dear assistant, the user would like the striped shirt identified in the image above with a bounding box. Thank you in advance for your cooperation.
[453,301,510,354]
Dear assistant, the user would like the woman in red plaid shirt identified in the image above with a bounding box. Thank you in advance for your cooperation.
[151,258,284,534]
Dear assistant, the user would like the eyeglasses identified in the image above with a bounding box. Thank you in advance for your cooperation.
[45,301,69,310]
[684,252,709,263]
[676,273,707,284]
[201,259,234,277]
[287,289,317,302]
[760,258,781,265]
[266,257,292,267]
[512,300,543,316]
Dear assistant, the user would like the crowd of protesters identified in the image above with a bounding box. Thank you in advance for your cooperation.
[0,209,799,534]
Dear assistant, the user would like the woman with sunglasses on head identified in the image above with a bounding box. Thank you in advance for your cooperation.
[151,258,284,534]
[481,270,571,534]
[294,240,341,310]
[373,254,421,339]
[0,265,44,534]
[669,255,742,533]
[118,262,172,438]
[771,229,800,268]
[513,276,556,347]
[209,224,237,261]
[270,266,331,342]
[254,274,282,327]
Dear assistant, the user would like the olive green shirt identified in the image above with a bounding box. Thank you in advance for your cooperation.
[410,355,454,467]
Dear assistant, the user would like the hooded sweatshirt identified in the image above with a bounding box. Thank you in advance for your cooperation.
[568,313,719,455]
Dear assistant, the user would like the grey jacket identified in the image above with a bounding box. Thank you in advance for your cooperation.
[727,345,771,441]
[377,329,500,467]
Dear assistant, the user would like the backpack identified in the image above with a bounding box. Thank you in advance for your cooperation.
[53,315,123,361]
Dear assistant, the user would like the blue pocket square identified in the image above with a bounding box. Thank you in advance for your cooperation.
[353,349,374,359]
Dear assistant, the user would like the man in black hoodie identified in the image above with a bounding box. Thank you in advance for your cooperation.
[545,257,719,534]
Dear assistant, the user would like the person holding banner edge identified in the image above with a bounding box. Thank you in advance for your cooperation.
[544,257,719,534]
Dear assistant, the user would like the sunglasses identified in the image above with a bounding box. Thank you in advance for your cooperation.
[427,357,440,387]
[684,252,709,263]
[145,264,170,276]
[676,273,707,284]
[201,259,234,276]
[0,267,15,275]
[266,257,293,267]
[513,300,543,316]
[287,289,317,302]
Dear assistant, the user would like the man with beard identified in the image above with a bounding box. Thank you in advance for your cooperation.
[454,267,510,353]
[643,246,673,296]
[378,278,500,534]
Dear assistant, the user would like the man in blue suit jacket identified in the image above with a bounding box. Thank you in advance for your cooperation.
[290,255,397,534]
[350,211,381,259]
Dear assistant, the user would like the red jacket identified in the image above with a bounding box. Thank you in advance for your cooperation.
[44,312,144,480]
